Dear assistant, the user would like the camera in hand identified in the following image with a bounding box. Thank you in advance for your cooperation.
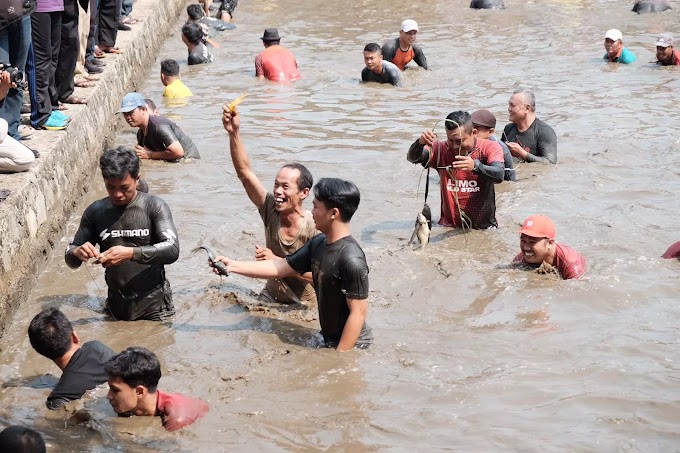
[0,64,26,89]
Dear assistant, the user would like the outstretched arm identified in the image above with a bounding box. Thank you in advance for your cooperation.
[214,256,296,279]
[222,107,268,209]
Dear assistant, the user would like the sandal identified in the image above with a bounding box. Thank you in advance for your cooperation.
[62,95,88,105]
[121,16,142,24]
[94,50,106,58]
[56,102,68,110]
[100,46,124,54]
[75,79,95,88]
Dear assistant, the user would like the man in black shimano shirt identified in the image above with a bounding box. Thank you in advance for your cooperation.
[118,92,200,162]
[503,88,557,164]
[214,178,373,350]
[65,147,180,321]
[28,308,115,409]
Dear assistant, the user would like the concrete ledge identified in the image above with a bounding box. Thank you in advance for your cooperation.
[0,0,189,336]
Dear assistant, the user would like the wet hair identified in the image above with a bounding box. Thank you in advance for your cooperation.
[137,178,149,193]
[28,308,73,360]
[364,43,382,54]
[144,98,157,112]
[0,426,46,453]
[444,111,474,133]
[313,178,360,222]
[281,163,313,191]
[186,3,204,21]
[160,59,180,77]
[100,146,140,180]
[105,347,162,392]
[513,87,536,112]
[182,22,203,45]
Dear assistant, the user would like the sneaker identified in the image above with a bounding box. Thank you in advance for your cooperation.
[50,110,70,123]
[40,116,68,130]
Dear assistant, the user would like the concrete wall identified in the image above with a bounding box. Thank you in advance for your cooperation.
[0,0,189,337]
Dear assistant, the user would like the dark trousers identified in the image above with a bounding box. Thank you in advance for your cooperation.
[97,0,118,47]
[56,0,80,101]
[0,16,31,139]
[30,11,61,127]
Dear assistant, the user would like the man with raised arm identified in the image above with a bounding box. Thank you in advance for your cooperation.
[213,178,373,351]
[65,147,179,321]
[222,106,318,305]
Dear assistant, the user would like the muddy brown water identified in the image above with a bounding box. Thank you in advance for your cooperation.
[2,0,680,451]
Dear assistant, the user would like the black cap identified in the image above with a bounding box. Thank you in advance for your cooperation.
[261,28,281,42]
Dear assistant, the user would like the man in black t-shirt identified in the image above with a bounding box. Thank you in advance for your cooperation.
[503,88,557,164]
[28,308,115,409]
[214,178,373,350]
[118,92,200,162]
[182,22,215,66]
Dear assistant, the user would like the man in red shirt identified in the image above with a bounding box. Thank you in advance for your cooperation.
[407,111,505,229]
[105,347,209,431]
[514,215,586,279]
[255,28,300,82]
[655,33,680,66]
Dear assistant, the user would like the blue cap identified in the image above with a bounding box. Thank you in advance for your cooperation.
[118,92,146,113]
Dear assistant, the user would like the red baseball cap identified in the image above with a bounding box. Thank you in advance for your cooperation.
[520,215,556,239]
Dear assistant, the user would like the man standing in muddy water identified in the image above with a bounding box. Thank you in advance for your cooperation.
[222,106,318,306]
[65,147,179,321]
[213,178,373,351]
[407,110,505,229]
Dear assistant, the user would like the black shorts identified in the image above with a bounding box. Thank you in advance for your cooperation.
[106,279,175,321]
[216,0,238,16]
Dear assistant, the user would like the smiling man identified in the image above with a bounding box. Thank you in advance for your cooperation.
[222,107,318,305]
[213,178,373,351]
[106,347,209,431]
[381,19,428,71]
[514,215,586,279]
[655,33,680,66]
[65,147,179,321]
[119,92,200,162]
[361,43,401,87]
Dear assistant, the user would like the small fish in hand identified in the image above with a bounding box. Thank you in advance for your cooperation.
[192,246,229,276]
[227,93,248,112]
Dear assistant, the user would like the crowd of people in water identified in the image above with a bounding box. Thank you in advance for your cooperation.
[1,0,679,446]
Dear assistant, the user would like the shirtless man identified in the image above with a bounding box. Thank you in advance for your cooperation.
[222,106,318,305]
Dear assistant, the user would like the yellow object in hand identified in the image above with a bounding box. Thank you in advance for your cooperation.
[228,93,248,112]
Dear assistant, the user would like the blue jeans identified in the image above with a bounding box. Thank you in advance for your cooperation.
[121,0,132,18]
[0,16,32,140]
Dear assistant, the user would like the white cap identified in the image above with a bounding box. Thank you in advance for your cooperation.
[604,29,623,41]
[655,33,675,48]
[401,19,419,32]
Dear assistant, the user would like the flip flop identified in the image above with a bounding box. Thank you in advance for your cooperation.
[94,51,106,58]
[62,95,88,104]
[74,79,95,88]
[101,46,124,54]
[56,102,68,110]
[121,16,142,24]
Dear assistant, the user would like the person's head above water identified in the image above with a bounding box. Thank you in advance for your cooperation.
[519,215,557,265]
[471,109,497,139]
[399,19,419,48]
[260,28,281,48]
[0,426,46,453]
[272,163,313,213]
[160,59,180,86]
[444,111,477,154]
[655,32,675,63]
[28,307,78,361]
[99,147,141,206]
[145,98,159,116]
[186,3,205,21]
[363,43,383,72]
[182,22,203,46]
[604,29,624,59]
[119,92,150,128]
[508,87,536,125]
[311,178,360,233]
[105,347,161,415]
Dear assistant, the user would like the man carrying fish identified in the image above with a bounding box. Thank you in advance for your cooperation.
[65,147,179,321]
[222,105,318,306]
[213,178,373,351]
[407,110,505,229]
